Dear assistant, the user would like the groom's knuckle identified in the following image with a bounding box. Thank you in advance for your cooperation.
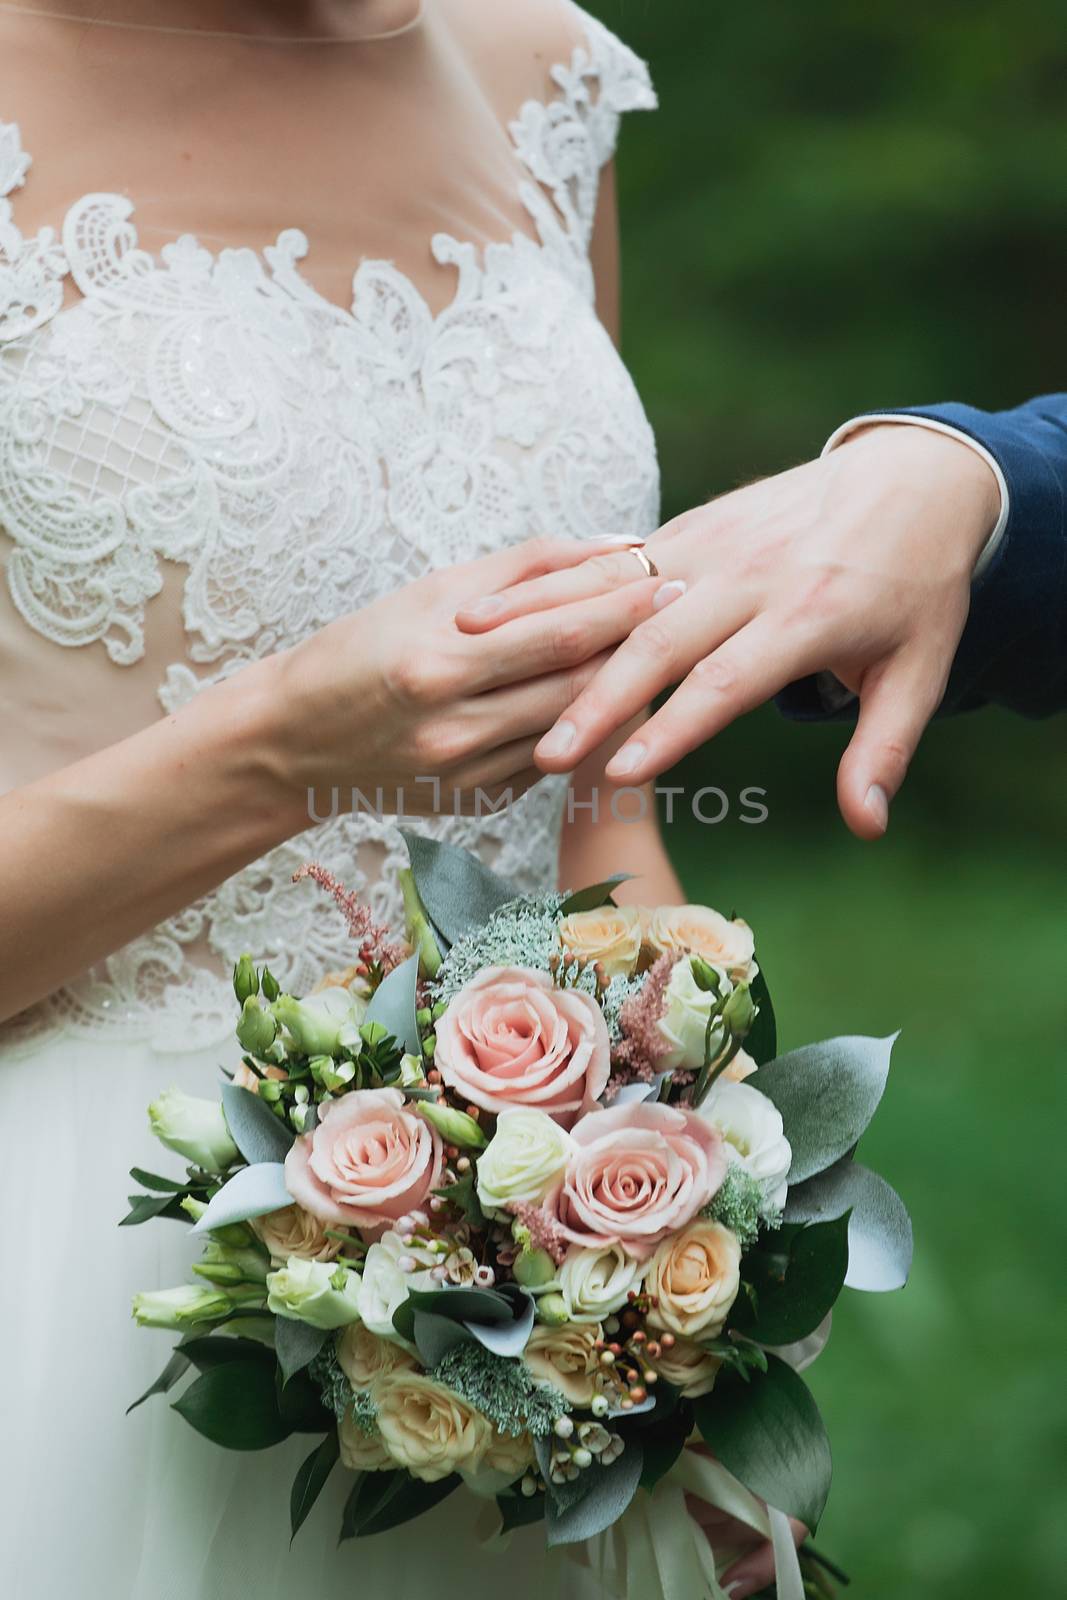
[628,618,675,666]
[548,617,590,663]
[691,652,739,694]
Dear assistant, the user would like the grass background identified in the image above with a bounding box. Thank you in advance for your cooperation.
[583,1,1067,1591]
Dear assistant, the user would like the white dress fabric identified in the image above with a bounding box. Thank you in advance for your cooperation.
[0,9,659,1599]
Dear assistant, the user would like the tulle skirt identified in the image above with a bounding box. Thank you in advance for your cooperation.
[0,1031,605,1600]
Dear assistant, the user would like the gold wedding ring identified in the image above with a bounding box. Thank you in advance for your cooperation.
[627,545,659,578]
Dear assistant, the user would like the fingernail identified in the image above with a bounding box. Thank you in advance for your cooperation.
[607,740,646,778]
[864,783,889,833]
[652,579,687,610]
[462,595,504,618]
[537,720,577,760]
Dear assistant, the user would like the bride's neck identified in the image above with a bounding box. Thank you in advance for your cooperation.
[5,0,421,38]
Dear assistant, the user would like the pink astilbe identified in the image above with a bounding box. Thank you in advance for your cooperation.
[507,1201,571,1266]
[606,953,677,1095]
[292,863,409,976]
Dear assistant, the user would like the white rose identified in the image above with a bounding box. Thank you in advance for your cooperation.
[655,960,729,1072]
[147,1087,238,1174]
[559,1243,645,1324]
[700,1080,792,1212]
[357,1230,437,1340]
[265,1256,362,1330]
[374,1372,492,1481]
[646,905,757,983]
[476,1109,575,1215]
[558,905,643,979]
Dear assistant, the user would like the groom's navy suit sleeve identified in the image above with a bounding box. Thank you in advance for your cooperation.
[778,394,1067,720]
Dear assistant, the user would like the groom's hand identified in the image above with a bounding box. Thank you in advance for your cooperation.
[456,425,1000,839]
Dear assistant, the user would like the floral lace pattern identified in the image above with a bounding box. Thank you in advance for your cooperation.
[0,12,660,1053]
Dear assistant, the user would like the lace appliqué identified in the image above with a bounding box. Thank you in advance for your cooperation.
[0,14,659,1053]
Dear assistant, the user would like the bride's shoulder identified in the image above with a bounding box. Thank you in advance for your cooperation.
[438,0,654,116]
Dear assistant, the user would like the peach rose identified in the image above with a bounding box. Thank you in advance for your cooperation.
[482,1428,536,1482]
[284,1087,443,1232]
[374,1372,492,1482]
[558,906,643,979]
[433,967,610,1128]
[645,905,757,982]
[336,1321,417,1390]
[524,1321,602,1406]
[251,1202,343,1264]
[545,1101,727,1261]
[652,1336,722,1397]
[646,1219,741,1339]
[337,1412,394,1472]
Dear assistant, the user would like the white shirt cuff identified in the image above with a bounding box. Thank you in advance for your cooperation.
[823,413,1009,579]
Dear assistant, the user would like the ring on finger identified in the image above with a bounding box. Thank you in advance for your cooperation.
[628,546,659,578]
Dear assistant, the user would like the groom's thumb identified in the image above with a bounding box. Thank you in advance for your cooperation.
[837,649,947,840]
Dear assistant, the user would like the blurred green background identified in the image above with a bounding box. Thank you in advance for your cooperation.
[584,1,1067,1593]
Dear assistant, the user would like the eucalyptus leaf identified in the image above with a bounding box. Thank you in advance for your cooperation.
[785,1158,913,1292]
[275,1316,329,1384]
[222,1081,295,1166]
[411,1309,475,1368]
[190,1161,291,1233]
[172,1361,290,1451]
[126,1348,191,1414]
[465,1289,534,1357]
[290,1432,340,1544]
[392,1285,513,1342]
[364,952,420,1056]
[750,1033,897,1184]
[694,1355,832,1532]
[545,1443,644,1546]
[730,1214,851,1347]
[400,830,518,944]
[558,875,634,915]
[609,1072,671,1107]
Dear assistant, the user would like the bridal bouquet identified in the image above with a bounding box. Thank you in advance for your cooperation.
[124,834,910,1596]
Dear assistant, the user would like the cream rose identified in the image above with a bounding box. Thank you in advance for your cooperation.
[558,906,643,979]
[336,1321,417,1389]
[559,1242,645,1324]
[434,967,611,1128]
[251,1203,343,1264]
[524,1321,602,1406]
[700,1080,792,1213]
[338,1412,394,1472]
[284,1087,443,1232]
[374,1372,492,1481]
[545,1101,728,1261]
[476,1109,575,1215]
[655,958,728,1072]
[652,1336,722,1397]
[481,1428,536,1483]
[646,1220,741,1339]
[646,905,757,983]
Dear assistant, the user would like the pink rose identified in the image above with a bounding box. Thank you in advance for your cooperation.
[434,967,610,1129]
[545,1101,727,1260]
[284,1088,443,1232]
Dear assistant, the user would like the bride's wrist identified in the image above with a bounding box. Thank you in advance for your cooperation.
[191,656,314,847]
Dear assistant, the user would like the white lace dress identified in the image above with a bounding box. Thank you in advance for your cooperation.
[0,12,659,1600]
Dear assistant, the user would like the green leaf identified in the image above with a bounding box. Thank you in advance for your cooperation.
[129,1167,199,1193]
[190,1161,291,1233]
[276,1366,334,1434]
[785,1158,912,1292]
[729,1215,851,1347]
[120,1192,191,1226]
[179,1335,274,1371]
[222,1081,295,1166]
[275,1316,329,1384]
[694,1355,832,1532]
[433,1170,488,1229]
[391,1284,514,1343]
[558,875,634,915]
[290,1432,340,1544]
[126,1347,191,1414]
[172,1361,291,1450]
[400,830,518,945]
[545,1444,645,1546]
[340,1470,461,1540]
[750,1033,897,1184]
[411,1309,474,1367]
[497,1488,546,1533]
[364,952,421,1057]
[746,965,777,1066]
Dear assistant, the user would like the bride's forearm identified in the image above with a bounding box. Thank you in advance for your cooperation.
[558,720,684,904]
[0,662,302,1023]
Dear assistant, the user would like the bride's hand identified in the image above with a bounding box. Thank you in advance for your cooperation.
[265,535,663,817]
[453,425,1000,838]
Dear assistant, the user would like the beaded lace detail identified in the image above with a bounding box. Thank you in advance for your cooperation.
[0,13,659,1052]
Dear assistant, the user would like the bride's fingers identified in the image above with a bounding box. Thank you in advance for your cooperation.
[455,544,651,632]
[532,590,755,771]
[471,575,664,691]
[448,533,649,606]
[720,1520,807,1600]
[601,612,826,784]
